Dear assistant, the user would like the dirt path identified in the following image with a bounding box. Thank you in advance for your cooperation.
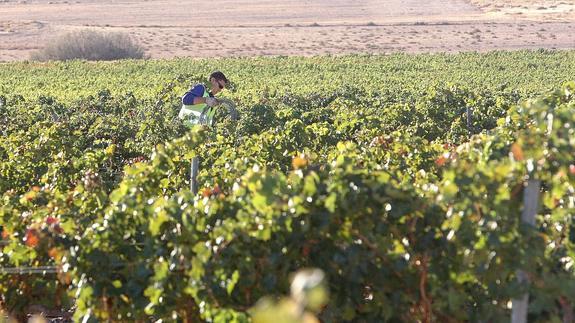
[0,0,574,61]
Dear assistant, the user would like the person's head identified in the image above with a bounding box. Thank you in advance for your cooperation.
[209,71,228,95]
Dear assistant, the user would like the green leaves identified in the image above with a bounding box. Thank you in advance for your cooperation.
[2,54,575,322]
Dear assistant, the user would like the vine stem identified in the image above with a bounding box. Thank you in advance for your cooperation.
[419,254,432,323]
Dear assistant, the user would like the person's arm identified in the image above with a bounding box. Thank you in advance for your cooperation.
[193,96,210,105]
[182,84,206,105]
[194,96,219,107]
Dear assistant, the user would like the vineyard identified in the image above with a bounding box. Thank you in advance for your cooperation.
[1,50,575,321]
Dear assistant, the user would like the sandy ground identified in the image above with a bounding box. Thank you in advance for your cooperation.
[0,0,574,61]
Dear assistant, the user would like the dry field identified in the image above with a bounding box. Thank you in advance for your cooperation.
[0,0,574,61]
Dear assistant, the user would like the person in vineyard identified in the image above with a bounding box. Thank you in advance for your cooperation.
[179,71,229,126]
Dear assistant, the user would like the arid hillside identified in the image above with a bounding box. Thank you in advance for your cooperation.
[0,0,574,61]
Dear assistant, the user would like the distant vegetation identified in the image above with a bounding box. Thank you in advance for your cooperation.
[31,30,145,61]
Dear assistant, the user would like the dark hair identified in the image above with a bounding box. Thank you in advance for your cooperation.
[210,71,228,84]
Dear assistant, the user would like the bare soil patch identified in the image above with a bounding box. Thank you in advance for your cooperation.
[471,0,575,20]
[0,0,574,61]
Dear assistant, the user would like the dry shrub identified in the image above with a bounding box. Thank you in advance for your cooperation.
[31,30,145,61]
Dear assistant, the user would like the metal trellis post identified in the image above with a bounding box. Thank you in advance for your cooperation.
[511,179,540,323]
[191,156,199,194]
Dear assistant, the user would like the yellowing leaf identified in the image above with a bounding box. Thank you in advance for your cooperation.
[292,156,308,169]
